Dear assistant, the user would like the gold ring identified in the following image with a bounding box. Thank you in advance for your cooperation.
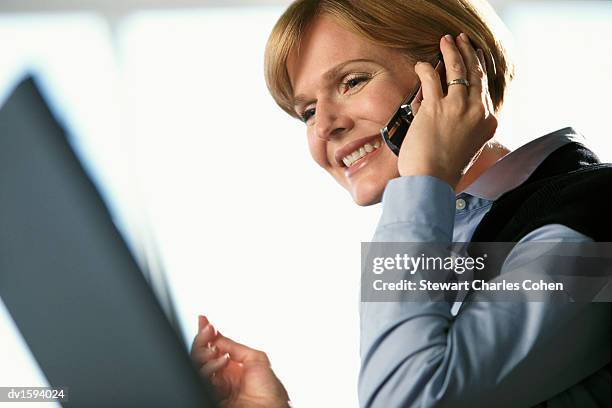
[447,78,470,87]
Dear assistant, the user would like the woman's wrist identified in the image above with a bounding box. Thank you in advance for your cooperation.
[398,163,461,190]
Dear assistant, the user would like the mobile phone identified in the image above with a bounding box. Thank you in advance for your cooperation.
[380,58,447,156]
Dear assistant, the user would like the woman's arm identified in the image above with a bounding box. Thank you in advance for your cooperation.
[359,176,611,407]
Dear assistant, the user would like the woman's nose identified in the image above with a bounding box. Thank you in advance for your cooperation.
[314,100,353,141]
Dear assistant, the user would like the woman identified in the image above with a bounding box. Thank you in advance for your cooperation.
[191,1,611,407]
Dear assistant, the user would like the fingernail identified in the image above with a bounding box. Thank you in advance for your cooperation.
[444,34,453,42]
[459,32,469,43]
[224,352,230,360]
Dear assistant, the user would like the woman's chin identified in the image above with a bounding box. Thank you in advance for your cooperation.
[346,158,398,206]
[338,150,399,206]
[349,179,386,206]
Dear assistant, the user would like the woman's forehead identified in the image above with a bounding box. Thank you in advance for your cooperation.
[287,15,398,93]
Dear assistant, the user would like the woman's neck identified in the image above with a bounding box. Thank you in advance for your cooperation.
[455,139,511,194]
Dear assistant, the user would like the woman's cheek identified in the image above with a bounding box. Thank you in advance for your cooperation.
[307,131,330,169]
[362,89,401,124]
[360,76,409,123]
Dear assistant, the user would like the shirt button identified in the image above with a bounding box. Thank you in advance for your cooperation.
[456,198,466,210]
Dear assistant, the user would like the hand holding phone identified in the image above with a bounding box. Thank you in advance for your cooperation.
[380,58,447,155]
[389,34,497,190]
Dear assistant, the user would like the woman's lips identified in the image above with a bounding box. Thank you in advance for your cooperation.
[344,143,384,177]
[335,135,381,166]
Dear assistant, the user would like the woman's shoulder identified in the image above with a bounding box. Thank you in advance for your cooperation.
[470,139,612,243]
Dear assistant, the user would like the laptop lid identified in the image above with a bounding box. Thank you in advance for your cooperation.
[0,76,216,407]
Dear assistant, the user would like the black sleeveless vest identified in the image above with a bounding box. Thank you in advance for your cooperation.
[466,141,612,405]
[468,141,612,244]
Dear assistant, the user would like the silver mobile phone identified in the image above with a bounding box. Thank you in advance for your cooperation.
[380,59,446,155]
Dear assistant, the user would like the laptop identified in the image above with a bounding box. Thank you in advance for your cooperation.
[0,76,217,407]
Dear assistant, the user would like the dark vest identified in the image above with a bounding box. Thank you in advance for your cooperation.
[466,141,612,405]
[469,141,612,244]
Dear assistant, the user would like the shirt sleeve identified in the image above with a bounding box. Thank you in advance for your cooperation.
[359,176,611,408]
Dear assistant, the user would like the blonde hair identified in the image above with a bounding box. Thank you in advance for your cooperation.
[264,0,515,119]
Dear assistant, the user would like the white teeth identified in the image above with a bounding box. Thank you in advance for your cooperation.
[342,139,381,167]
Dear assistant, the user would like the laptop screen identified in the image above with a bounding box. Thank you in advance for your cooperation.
[0,76,216,407]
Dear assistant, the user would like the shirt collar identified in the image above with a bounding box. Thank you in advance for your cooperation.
[461,127,586,200]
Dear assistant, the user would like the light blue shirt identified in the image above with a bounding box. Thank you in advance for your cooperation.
[359,128,611,407]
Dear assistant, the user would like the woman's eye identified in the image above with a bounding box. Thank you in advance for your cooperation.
[341,74,371,93]
[301,108,315,123]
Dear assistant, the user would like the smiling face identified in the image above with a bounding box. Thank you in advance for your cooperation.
[287,14,419,206]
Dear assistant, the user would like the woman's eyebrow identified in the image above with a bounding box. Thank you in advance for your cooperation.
[321,58,378,81]
[293,58,379,108]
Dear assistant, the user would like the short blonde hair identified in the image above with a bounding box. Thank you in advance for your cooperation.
[264,0,515,119]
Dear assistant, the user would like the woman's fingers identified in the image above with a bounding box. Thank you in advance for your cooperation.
[410,59,443,114]
[454,33,485,99]
[214,331,270,365]
[192,344,219,365]
[198,315,209,332]
[414,61,443,102]
[440,34,468,99]
[191,323,218,367]
[192,315,211,352]
[200,353,230,377]
[192,323,218,352]
[410,86,423,115]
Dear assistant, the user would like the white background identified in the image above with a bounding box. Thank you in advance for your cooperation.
[0,1,611,407]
